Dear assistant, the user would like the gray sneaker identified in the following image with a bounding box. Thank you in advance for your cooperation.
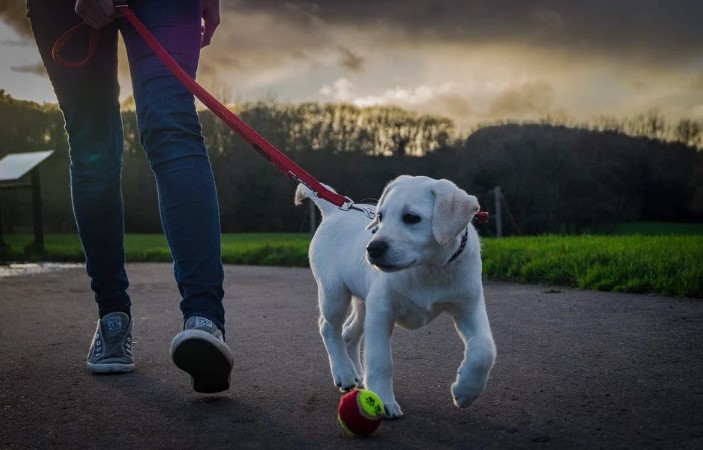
[170,316,233,393]
[86,312,134,373]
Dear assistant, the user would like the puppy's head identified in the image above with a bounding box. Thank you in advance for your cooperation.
[365,176,480,272]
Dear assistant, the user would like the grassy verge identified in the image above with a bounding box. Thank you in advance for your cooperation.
[482,235,703,298]
[2,232,701,298]
[0,233,312,267]
[220,233,310,267]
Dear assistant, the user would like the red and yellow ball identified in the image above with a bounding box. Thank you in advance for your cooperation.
[337,389,385,436]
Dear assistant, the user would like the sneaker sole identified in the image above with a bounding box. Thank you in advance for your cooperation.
[86,362,135,374]
[170,330,233,394]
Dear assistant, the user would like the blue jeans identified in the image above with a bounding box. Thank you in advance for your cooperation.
[28,0,226,332]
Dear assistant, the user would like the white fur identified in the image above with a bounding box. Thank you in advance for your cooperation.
[295,175,496,418]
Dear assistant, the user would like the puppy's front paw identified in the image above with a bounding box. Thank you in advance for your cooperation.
[383,400,403,419]
[332,368,361,392]
[451,380,481,408]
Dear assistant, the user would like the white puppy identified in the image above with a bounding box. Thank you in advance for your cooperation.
[295,175,496,418]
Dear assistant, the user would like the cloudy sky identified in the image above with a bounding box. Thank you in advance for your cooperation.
[1,0,703,129]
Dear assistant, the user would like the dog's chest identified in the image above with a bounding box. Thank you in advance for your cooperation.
[391,286,458,330]
[394,298,455,329]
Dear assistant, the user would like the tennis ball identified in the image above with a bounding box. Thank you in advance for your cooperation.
[337,388,384,436]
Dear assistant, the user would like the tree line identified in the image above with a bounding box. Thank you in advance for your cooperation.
[1,91,701,236]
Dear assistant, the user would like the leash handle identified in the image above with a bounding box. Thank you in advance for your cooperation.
[51,22,100,69]
[117,6,350,209]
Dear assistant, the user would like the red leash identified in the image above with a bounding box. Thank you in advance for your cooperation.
[51,21,100,68]
[52,6,489,225]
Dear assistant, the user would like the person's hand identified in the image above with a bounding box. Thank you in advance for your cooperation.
[75,0,117,29]
[200,0,220,47]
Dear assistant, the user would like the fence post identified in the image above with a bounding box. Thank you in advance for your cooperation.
[31,168,45,252]
[494,186,503,238]
[0,189,5,249]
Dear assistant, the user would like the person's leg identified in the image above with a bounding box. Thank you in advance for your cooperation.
[120,0,231,392]
[119,0,225,334]
[28,1,134,373]
[27,1,130,318]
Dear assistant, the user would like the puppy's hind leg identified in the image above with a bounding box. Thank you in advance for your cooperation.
[318,284,361,391]
[342,297,365,379]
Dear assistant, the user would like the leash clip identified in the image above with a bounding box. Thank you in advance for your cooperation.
[341,197,376,220]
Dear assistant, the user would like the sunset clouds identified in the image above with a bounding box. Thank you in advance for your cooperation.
[1,0,702,129]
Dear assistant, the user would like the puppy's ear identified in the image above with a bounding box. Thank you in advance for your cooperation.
[431,179,480,246]
[366,175,413,230]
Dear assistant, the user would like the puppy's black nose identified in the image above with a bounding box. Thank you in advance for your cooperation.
[367,240,388,259]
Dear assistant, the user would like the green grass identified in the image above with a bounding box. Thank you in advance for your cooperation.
[220,233,310,267]
[482,235,703,298]
[0,233,312,267]
[2,232,702,298]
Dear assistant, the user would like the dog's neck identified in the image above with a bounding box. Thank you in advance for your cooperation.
[445,227,469,265]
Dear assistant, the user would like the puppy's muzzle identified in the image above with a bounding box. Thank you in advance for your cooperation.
[366,240,388,260]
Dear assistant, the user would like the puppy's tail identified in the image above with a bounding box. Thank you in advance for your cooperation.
[294,183,339,218]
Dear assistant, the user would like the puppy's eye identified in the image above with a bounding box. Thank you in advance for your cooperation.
[402,213,421,224]
[377,212,383,222]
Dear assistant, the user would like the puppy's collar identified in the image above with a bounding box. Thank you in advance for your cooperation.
[445,227,469,265]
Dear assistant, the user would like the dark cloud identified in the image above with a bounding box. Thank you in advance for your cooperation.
[11,62,46,75]
[1,38,30,46]
[0,0,32,38]
[337,46,364,72]
[226,0,703,61]
[3,1,700,63]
